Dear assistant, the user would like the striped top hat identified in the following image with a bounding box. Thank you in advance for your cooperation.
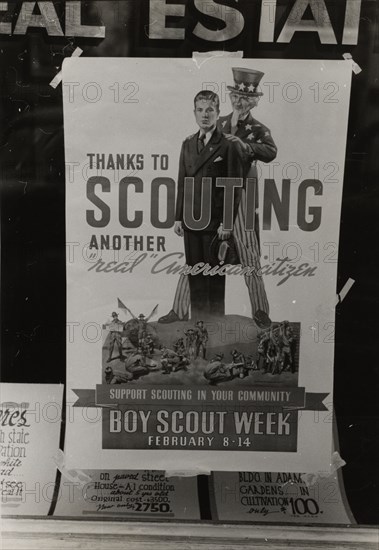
[227,67,264,96]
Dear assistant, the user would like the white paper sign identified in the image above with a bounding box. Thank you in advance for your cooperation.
[0,384,63,516]
[54,469,200,520]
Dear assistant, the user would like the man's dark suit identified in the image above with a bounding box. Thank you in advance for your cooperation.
[175,126,243,318]
[161,111,277,322]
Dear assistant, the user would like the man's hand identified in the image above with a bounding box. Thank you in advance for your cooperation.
[174,221,184,237]
[224,134,249,157]
[217,223,231,241]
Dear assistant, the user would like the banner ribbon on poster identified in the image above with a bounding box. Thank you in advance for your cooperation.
[72,386,328,411]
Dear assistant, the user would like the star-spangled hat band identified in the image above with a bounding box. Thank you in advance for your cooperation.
[227,67,264,97]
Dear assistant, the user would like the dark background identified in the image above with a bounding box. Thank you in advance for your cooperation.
[1,0,378,524]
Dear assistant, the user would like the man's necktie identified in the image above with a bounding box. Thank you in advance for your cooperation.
[198,133,206,153]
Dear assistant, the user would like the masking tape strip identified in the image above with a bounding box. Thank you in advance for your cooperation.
[300,451,346,487]
[52,449,91,487]
[49,47,83,89]
[342,53,362,75]
[335,277,355,306]
[192,50,243,68]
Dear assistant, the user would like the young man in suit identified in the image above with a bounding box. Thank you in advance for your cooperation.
[174,90,243,319]
[159,69,277,325]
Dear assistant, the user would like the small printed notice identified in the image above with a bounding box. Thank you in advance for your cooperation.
[54,469,200,520]
[0,384,63,516]
[211,466,355,524]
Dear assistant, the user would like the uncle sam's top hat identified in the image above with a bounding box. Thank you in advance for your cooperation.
[227,67,264,96]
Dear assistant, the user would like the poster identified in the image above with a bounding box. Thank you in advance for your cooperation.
[63,56,352,474]
[0,384,63,516]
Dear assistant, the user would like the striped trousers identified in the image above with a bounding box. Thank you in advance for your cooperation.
[172,189,269,318]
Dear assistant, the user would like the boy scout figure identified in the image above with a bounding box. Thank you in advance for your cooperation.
[195,320,209,359]
[104,311,124,363]
[159,68,277,324]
